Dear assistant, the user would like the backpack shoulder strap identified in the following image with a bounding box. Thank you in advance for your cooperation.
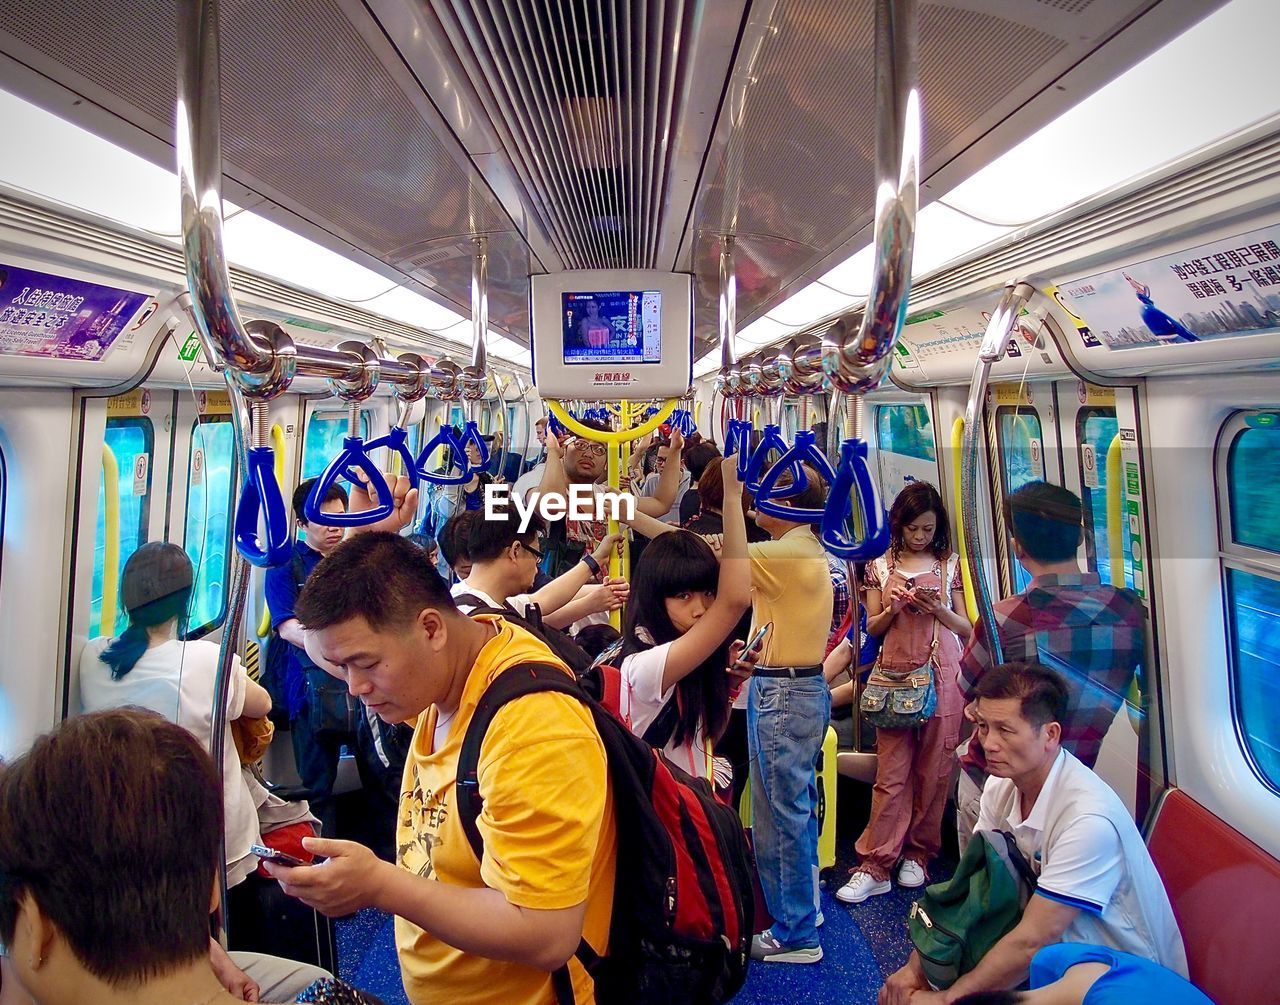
[455,662,586,862]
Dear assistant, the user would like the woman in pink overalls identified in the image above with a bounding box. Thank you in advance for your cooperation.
[837,481,972,903]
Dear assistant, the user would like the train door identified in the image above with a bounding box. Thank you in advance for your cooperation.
[985,383,1062,595]
[65,389,170,713]
[871,398,942,501]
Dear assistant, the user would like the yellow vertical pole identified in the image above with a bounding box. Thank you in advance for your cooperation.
[1105,434,1126,587]
[101,444,121,634]
[951,417,980,624]
[619,401,632,586]
[606,435,622,630]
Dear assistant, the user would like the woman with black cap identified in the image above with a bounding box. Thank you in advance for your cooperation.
[77,542,272,903]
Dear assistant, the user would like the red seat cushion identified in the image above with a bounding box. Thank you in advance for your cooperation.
[1147,789,1280,1005]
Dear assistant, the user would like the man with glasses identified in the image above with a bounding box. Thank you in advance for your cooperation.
[450,508,628,629]
[533,420,686,578]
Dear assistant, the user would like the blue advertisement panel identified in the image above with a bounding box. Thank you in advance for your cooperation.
[0,264,151,361]
[1057,225,1280,351]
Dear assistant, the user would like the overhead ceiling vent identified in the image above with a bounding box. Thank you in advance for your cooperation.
[426,0,702,270]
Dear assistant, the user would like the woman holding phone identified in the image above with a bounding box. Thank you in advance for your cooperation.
[837,481,971,904]
[617,456,751,786]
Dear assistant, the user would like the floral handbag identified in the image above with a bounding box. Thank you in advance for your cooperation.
[859,610,940,730]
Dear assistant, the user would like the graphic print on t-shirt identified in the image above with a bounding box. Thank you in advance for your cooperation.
[399,772,449,881]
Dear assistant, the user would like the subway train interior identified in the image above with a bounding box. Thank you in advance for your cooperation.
[1,0,1279,1002]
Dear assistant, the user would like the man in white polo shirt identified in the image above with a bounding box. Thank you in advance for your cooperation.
[879,663,1185,1005]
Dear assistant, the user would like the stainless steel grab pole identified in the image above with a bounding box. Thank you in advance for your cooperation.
[820,0,919,394]
[959,282,1036,663]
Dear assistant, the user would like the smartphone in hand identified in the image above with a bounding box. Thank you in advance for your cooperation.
[735,622,772,668]
[251,844,310,868]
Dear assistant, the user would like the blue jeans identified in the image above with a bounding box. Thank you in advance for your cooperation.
[748,675,831,947]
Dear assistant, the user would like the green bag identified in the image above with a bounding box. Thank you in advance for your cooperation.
[907,829,1038,990]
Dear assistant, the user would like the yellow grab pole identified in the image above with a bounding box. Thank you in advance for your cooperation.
[951,417,980,624]
[1105,434,1125,587]
[256,423,286,638]
[101,443,121,634]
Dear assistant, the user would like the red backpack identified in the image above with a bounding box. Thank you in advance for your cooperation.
[456,662,754,1005]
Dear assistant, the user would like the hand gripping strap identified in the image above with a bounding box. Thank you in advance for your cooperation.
[820,437,891,559]
[304,436,393,527]
[670,408,697,437]
[414,424,470,485]
[743,423,808,498]
[344,426,419,491]
[726,418,754,479]
[753,429,837,523]
[235,445,292,567]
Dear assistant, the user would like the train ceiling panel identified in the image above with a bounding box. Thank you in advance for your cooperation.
[0,0,1216,359]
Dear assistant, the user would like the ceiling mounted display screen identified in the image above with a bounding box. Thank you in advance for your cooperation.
[531,270,691,400]
[561,290,663,366]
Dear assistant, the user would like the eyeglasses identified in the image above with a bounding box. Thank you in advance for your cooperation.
[572,440,607,457]
[521,540,544,561]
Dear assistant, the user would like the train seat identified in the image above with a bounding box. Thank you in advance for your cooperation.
[1146,788,1280,1005]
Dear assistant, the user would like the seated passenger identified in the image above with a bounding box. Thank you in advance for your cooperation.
[879,664,1186,1005]
[839,482,971,904]
[0,708,360,1004]
[77,542,270,902]
[452,510,628,630]
[952,942,1212,1005]
[618,455,750,782]
[956,482,1145,849]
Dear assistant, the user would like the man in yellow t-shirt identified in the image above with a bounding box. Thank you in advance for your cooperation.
[265,531,617,1005]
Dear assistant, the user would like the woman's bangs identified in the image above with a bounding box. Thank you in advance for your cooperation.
[644,532,719,597]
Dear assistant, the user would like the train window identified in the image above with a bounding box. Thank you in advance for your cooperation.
[183,417,236,636]
[995,406,1044,594]
[1221,419,1280,792]
[90,417,154,637]
[301,411,370,480]
[0,441,6,591]
[876,404,937,462]
[1076,409,1135,588]
[1224,568,1280,790]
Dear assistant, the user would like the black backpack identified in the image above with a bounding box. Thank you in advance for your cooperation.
[456,663,754,1005]
[452,594,595,677]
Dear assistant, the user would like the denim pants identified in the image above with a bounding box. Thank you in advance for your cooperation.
[748,674,831,947]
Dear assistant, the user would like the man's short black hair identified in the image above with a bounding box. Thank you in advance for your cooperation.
[1005,481,1082,563]
[438,510,479,569]
[0,709,222,987]
[292,477,348,526]
[685,442,721,481]
[773,463,828,514]
[974,662,1069,730]
[296,532,458,630]
[468,508,547,563]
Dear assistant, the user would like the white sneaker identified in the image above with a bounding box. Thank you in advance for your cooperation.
[897,860,927,888]
[835,871,891,904]
[816,910,825,928]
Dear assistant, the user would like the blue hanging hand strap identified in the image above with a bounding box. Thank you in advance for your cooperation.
[547,413,568,439]
[744,424,808,498]
[820,438,891,559]
[341,426,419,491]
[726,419,754,481]
[415,424,470,485]
[235,445,292,567]
[305,435,394,527]
[670,409,696,437]
[753,429,837,523]
[458,420,490,473]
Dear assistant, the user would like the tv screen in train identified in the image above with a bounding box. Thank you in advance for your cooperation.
[561,290,662,365]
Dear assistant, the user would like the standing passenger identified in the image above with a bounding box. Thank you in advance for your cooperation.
[838,482,970,904]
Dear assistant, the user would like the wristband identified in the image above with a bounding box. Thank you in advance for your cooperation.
[581,553,602,579]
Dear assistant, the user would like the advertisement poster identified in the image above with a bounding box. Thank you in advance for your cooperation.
[0,264,151,361]
[1057,225,1280,351]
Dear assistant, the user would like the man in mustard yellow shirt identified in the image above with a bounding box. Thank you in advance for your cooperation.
[265,531,617,1005]
[745,467,834,965]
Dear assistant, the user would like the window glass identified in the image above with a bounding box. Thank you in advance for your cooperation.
[1077,410,1135,588]
[997,407,1043,594]
[1225,567,1280,791]
[90,418,153,637]
[876,404,937,462]
[183,417,236,636]
[302,411,370,480]
[1228,426,1280,554]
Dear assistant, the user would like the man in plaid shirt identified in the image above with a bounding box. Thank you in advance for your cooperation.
[955,482,1146,849]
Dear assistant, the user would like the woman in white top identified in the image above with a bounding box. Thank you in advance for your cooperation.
[617,456,751,784]
[78,542,271,890]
